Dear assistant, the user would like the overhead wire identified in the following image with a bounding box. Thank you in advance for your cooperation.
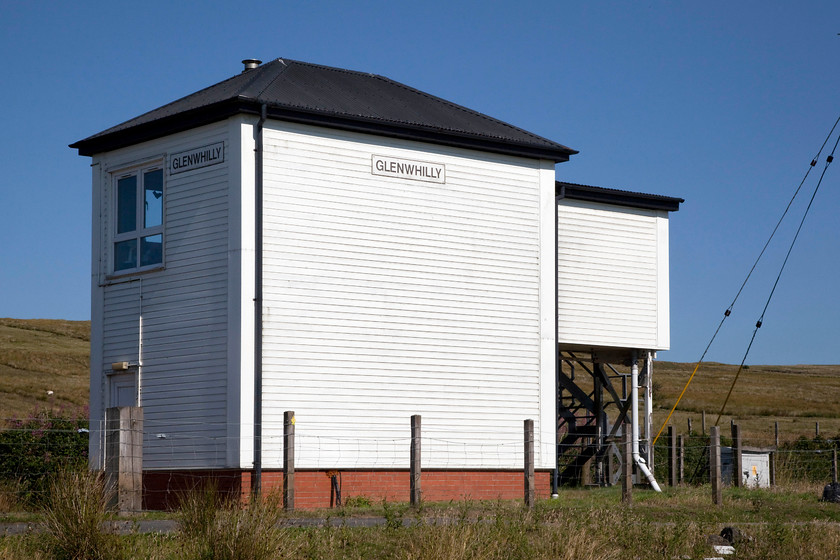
[652,114,840,446]
[714,131,840,426]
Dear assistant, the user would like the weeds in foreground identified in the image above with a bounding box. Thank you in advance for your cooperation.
[0,479,22,513]
[41,468,120,560]
[4,481,840,559]
[177,485,289,560]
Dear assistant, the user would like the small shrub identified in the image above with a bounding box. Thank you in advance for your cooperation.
[653,433,711,485]
[176,482,223,542]
[0,407,89,506]
[178,486,286,560]
[42,468,120,560]
[343,494,372,508]
[777,434,840,483]
[0,479,23,512]
[381,499,403,530]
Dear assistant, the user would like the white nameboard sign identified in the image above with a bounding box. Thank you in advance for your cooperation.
[170,142,225,174]
[372,155,445,184]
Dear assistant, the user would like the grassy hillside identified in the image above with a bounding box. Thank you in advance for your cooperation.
[0,318,89,420]
[0,318,837,445]
[652,361,840,444]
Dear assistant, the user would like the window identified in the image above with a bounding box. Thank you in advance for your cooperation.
[113,165,163,273]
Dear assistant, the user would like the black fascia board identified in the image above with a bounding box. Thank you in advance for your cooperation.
[264,105,575,162]
[71,98,576,162]
[556,182,683,212]
[70,99,246,157]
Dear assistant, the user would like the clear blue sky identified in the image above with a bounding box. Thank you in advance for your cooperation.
[1,1,838,365]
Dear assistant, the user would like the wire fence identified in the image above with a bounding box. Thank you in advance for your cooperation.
[650,431,839,487]
[2,410,838,511]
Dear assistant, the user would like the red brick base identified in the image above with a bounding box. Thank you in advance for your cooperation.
[143,469,552,510]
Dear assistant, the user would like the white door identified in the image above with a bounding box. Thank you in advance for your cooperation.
[109,373,137,408]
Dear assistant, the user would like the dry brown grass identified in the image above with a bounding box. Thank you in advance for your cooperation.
[0,319,89,421]
[0,318,838,446]
[42,468,120,560]
[652,361,840,444]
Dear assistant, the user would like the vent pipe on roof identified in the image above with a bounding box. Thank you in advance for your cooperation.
[242,59,262,72]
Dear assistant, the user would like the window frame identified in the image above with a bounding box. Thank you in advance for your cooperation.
[110,161,165,276]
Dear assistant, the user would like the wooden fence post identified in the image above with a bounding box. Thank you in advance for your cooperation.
[702,411,706,435]
[668,426,677,487]
[687,417,692,434]
[105,406,143,513]
[678,434,685,485]
[816,422,820,438]
[710,426,722,505]
[622,426,632,504]
[833,449,838,485]
[284,411,295,510]
[769,451,776,487]
[410,415,421,507]
[774,421,779,448]
[524,419,535,509]
[732,423,742,488]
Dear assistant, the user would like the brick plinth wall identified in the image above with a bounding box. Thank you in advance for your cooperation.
[143,469,552,510]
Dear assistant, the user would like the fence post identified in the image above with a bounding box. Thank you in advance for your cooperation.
[622,426,632,504]
[816,422,820,438]
[702,411,706,435]
[524,419,535,508]
[687,417,692,434]
[284,411,295,510]
[732,423,742,488]
[104,406,143,513]
[769,451,776,487]
[710,426,722,505]
[678,434,685,485]
[774,421,779,448]
[410,415,421,507]
[668,426,677,487]
[833,449,838,485]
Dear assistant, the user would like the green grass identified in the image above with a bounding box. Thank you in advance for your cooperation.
[3,485,840,559]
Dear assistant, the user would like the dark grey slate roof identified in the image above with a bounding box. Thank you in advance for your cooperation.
[71,58,577,161]
[556,181,683,212]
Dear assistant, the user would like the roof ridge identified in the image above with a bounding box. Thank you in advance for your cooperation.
[247,58,290,99]
[366,73,569,149]
[84,62,279,137]
[268,58,572,150]
[72,57,577,161]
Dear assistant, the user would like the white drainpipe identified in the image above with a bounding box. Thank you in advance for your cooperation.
[631,351,661,492]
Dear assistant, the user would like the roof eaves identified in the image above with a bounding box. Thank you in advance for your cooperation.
[71,96,576,161]
[557,181,683,212]
[70,98,252,156]
[263,104,575,161]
